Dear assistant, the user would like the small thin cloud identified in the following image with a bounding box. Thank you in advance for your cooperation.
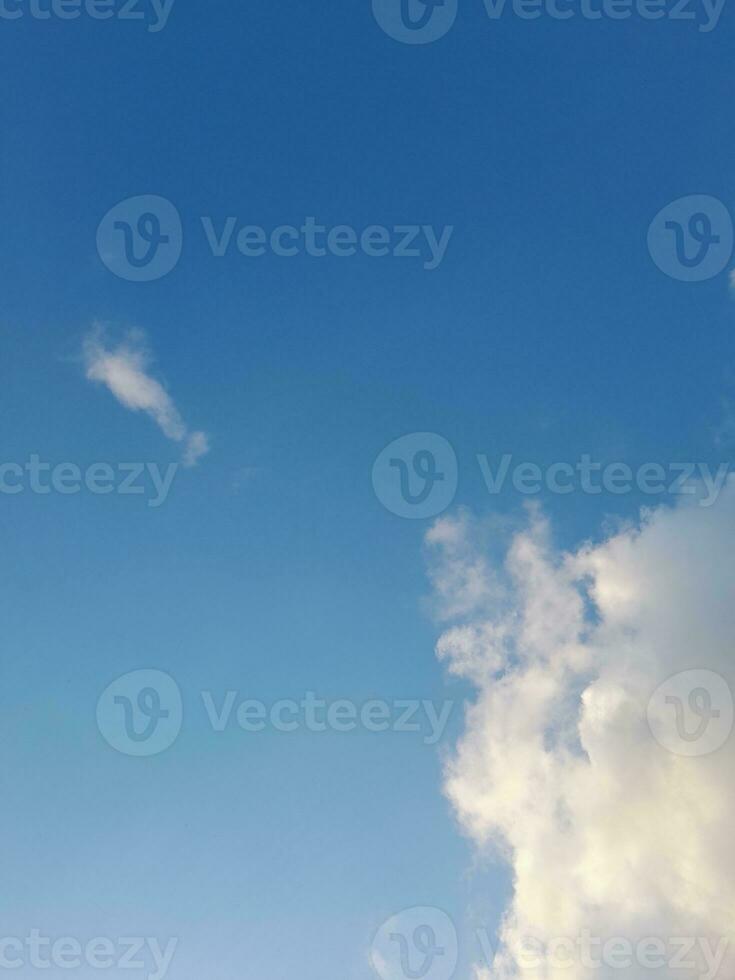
[83,327,210,467]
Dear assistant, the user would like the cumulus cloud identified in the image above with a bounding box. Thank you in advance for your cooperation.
[427,491,735,980]
[83,328,209,467]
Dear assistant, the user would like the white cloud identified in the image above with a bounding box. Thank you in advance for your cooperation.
[83,328,209,467]
[182,430,210,468]
[427,490,735,980]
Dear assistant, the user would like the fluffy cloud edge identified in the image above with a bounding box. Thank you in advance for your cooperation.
[427,488,735,980]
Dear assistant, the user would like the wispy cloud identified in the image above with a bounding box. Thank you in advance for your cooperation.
[428,487,735,980]
[83,327,210,466]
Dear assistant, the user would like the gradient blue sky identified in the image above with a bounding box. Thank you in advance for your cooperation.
[1,2,733,979]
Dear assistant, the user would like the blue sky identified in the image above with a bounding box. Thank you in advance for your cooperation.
[1,2,734,979]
